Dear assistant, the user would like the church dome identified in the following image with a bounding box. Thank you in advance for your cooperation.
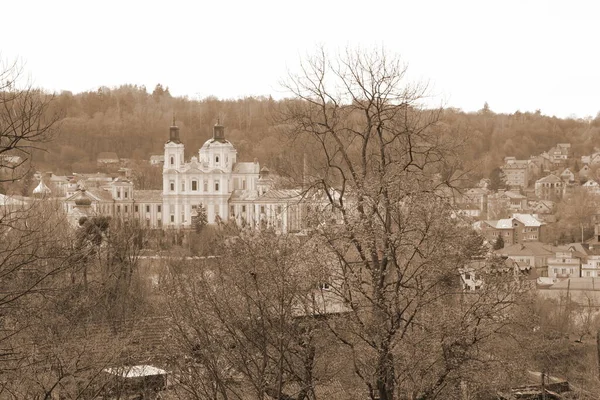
[74,190,92,206]
[32,179,51,196]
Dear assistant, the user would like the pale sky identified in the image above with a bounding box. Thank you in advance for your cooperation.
[2,0,599,118]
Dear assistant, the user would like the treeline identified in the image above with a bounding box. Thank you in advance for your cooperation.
[35,85,600,181]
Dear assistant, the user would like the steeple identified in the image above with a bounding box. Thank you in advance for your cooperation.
[213,119,225,142]
[168,115,181,144]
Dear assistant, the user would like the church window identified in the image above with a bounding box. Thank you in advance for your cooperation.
[170,156,174,165]
[117,205,121,213]
[124,191,128,199]
[170,181,175,191]
[146,205,150,213]
[116,190,121,199]
[242,179,246,190]
[125,205,128,213]
[135,205,139,213]
[215,181,220,191]
[215,155,220,165]
[181,182,185,191]
[260,205,265,214]
[157,205,162,213]
[242,205,246,212]
[203,181,208,192]
[192,180,198,191]
[170,215,175,223]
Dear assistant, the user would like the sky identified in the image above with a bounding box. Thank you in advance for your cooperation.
[1,0,599,118]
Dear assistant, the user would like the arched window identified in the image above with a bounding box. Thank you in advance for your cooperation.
[215,181,220,191]
[170,156,174,165]
[215,155,220,165]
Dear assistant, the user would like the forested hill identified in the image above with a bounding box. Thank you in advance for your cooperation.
[37,84,600,180]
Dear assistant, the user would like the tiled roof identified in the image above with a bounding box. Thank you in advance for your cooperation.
[513,214,543,227]
[232,162,259,174]
[229,189,260,201]
[135,190,162,202]
[497,242,558,256]
[256,189,303,202]
[86,188,114,201]
[536,174,562,183]
[548,278,600,291]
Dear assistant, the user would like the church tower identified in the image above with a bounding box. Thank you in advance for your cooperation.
[164,118,184,170]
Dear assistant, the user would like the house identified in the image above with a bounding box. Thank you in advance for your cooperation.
[460,257,535,292]
[495,242,558,278]
[559,168,575,183]
[547,143,570,166]
[149,154,164,166]
[534,174,564,200]
[582,179,600,196]
[0,154,23,169]
[529,199,555,216]
[476,213,545,247]
[568,243,600,278]
[487,189,527,219]
[501,157,529,188]
[578,164,591,181]
[581,151,600,166]
[97,152,120,166]
[547,247,583,280]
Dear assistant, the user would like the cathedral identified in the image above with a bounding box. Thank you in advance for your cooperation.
[62,121,305,233]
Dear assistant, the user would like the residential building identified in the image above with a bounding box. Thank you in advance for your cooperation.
[495,242,558,277]
[487,189,527,219]
[559,168,575,183]
[582,180,600,196]
[476,213,545,246]
[149,155,164,166]
[547,247,582,280]
[569,243,600,278]
[501,157,529,188]
[547,143,571,166]
[534,174,564,200]
[578,164,591,181]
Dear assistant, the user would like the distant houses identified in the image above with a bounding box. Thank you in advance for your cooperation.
[97,152,120,167]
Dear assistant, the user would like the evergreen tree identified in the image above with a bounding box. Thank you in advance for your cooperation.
[493,235,505,250]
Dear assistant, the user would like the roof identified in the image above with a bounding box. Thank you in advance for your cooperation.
[86,188,114,202]
[103,365,167,378]
[548,278,600,291]
[229,189,260,201]
[256,189,303,202]
[97,152,119,160]
[536,174,562,184]
[513,213,543,227]
[503,191,526,199]
[134,190,162,202]
[0,194,27,206]
[233,162,259,174]
[497,242,559,257]
[567,243,600,256]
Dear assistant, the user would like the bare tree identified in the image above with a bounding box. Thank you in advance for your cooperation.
[164,231,339,400]
[277,47,532,400]
[0,58,59,182]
